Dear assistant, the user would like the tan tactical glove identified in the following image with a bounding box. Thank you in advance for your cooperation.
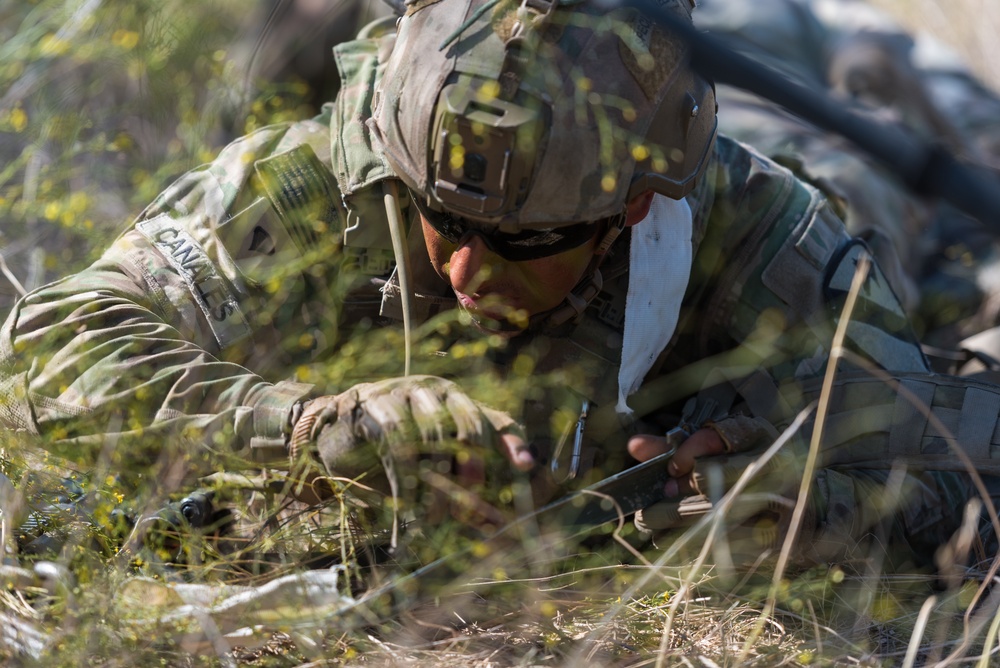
[287,375,525,506]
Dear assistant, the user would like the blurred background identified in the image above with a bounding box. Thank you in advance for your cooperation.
[873,0,1000,90]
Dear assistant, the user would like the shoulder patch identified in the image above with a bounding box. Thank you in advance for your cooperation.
[825,240,907,321]
[254,144,342,255]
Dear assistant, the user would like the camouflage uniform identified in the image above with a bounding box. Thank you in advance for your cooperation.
[0,15,982,567]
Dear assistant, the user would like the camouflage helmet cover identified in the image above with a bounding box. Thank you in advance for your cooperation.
[370,0,717,231]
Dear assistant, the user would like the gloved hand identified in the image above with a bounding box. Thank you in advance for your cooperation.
[287,375,530,507]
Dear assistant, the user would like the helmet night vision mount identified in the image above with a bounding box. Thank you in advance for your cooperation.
[430,75,547,222]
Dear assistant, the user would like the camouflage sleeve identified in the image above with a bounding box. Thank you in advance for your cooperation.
[0,117,345,475]
[683,137,928,442]
[676,135,928,390]
[673,138,978,564]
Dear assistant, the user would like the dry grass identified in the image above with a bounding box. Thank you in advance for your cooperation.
[870,0,1000,89]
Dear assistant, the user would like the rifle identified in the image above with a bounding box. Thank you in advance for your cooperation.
[607,0,1000,228]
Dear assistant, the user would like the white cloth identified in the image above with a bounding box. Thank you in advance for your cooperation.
[616,194,693,415]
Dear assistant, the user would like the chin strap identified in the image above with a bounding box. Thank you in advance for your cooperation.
[531,210,627,332]
[534,269,605,332]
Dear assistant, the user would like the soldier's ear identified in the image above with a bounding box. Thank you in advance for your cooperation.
[625,191,655,227]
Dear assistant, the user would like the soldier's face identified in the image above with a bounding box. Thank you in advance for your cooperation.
[421,216,600,335]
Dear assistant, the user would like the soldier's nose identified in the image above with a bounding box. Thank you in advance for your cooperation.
[448,234,494,294]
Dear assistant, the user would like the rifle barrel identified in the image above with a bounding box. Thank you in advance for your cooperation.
[618,0,1000,227]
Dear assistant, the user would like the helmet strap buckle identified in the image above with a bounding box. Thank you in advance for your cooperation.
[594,210,627,256]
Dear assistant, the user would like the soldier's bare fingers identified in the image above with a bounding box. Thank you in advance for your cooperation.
[628,433,706,499]
[667,428,726,478]
[666,474,701,498]
[627,433,672,462]
[500,433,534,471]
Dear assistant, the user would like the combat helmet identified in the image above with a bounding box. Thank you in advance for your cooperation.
[370,0,717,235]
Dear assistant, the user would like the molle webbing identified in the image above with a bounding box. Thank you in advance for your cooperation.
[792,371,1000,475]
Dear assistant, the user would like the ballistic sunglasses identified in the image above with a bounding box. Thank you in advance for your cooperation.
[410,191,605,262]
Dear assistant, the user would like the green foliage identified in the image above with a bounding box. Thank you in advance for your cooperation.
[0,0,315,315]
